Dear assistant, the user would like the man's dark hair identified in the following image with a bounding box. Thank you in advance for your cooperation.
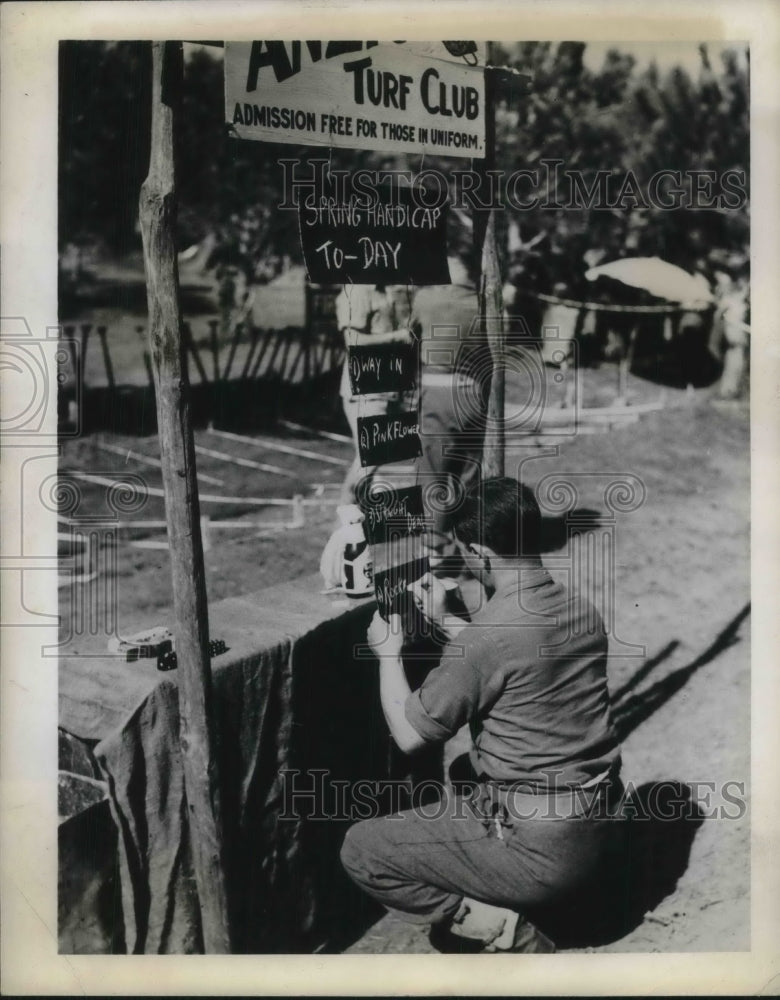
[454,477,542,558]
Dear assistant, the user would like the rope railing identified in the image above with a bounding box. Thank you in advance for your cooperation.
[523,289,714,315]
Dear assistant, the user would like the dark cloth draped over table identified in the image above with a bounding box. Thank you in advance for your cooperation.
[75,576,441,953]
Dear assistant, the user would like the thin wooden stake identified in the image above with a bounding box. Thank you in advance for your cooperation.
[302,327,311,382]
[248,328,276,379]
[257,329,285,379]
[209,318,220,381]
[80,324,91,388]
[479,43,505,478]
[64,325,78,381]
[222,321,243,381]
[277,329,295,379]
[97,325,115,390]
[240,325,260,379]
[183,321,210,383]
[287,340,306,382]
[138,40,231,954]
[135,325,155,388]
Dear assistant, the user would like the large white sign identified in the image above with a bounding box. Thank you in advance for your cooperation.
[225,41,485,159]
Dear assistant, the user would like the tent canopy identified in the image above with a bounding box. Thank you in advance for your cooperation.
[585,257,713,306]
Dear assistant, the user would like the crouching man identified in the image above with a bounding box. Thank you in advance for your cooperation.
[340,477,627,952]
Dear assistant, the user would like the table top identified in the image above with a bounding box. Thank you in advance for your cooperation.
[59,573,372,742]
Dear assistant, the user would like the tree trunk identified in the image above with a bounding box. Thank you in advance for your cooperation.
[481,209,505,477]
[138,40,231,954]
[479,43,505,478]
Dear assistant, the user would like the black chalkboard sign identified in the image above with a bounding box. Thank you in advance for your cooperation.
[299,177,450,284]
[357,409,422,467]
[347,342,418,396]
[359,484,428,546]
[374,555,430,620]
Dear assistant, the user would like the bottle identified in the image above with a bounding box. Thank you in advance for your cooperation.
[339,505,373,597]
[319,504,373,597]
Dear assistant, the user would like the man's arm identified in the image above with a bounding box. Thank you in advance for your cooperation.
[366,613,428,754]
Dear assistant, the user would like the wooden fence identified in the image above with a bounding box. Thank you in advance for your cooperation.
[62,285,343,395]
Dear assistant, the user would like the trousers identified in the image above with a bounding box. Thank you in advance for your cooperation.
[340,779,626,926]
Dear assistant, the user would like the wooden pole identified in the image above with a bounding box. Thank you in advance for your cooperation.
[138,40,231,954]
[479,42,505,478]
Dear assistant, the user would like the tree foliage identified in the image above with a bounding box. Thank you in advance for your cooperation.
[59,41,749,294]
[493,41,749,294]
[59,41,151,254]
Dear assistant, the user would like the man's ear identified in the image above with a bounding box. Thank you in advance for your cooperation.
[466,542,492,575]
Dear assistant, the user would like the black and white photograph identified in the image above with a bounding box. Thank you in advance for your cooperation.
[1,1,778,995]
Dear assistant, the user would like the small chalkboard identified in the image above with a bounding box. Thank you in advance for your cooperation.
[374,555,430,620]
[357,409,422,467]
[299,177,450,285]
[359,484,428,546]
[347,342,418,396]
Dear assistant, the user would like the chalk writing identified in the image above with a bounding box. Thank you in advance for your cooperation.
[299,178,449,284]
[359,484,427,545]
[357,409,422,467]
[374,556,430,619]
[348,343,417,395]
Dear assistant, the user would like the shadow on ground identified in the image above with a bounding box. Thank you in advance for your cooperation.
[533,602,750,948]
[61,370,346,437]
[528,780,706,949]
[611,603,750,743]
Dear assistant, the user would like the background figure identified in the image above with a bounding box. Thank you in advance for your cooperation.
[540,282,578,364]
[336,283,409,504]
[714,272,750,399]
[675,263,717,389]
[409,256,490,541]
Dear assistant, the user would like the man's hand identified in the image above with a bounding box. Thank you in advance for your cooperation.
[408,572,449,628]
[367,611,404,660]
[408,573,469,640]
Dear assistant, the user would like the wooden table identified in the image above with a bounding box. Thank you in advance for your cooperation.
[58,573,440,953]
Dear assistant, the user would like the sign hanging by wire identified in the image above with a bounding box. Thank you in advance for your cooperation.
[299,175,451,284]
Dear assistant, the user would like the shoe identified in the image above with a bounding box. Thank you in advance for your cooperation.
[485,912,556,953]
[430,898,556,954]
[428,923,484,953]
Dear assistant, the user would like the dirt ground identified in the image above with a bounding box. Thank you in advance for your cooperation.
[59,358,750,953]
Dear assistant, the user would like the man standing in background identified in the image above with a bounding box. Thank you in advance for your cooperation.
[407,256,491,543]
